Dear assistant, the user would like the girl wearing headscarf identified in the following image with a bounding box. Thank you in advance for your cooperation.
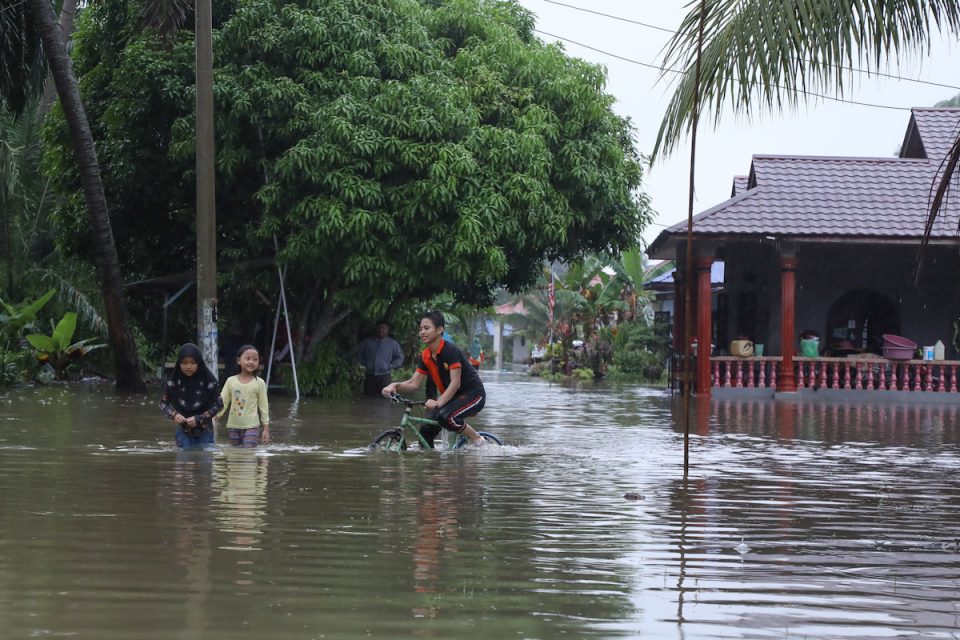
[159,343,223,448]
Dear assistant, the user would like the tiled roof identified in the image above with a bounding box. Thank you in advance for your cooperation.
[909,108,960,160]
[731,175,749,197]
[648,108,960,258]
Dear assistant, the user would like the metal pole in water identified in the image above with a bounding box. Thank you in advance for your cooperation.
[682,0,708,476]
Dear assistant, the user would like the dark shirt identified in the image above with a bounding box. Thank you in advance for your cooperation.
[416,339,483,399]
[356,336,404,376]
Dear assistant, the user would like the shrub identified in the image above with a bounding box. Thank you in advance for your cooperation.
[0,350,21,387]
[280,342,363,398]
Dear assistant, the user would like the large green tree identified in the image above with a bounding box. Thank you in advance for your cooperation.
[652,0,960,254]
[46,0,652,363]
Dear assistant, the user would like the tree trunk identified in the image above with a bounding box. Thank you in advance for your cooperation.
[30,0,144,392]
[37,0,78,121]
[307,305,352,361]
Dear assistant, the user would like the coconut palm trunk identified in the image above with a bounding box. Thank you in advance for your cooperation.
[29,0,144,392]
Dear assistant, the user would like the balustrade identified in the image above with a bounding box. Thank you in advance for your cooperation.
[707,356,960,394]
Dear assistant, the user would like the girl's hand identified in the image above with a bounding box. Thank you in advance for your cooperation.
[174,413,187,425]
[261,426,271,444]
[185,416,197,428]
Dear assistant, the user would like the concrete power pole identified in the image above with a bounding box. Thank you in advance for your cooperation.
[195,0,218,375]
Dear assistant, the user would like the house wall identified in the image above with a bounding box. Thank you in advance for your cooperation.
[718,243,779,352]
[720,243,960,357]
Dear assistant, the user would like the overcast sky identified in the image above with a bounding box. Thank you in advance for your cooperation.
[514,0,960,248]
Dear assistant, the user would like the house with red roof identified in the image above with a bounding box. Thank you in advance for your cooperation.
[647,108,960,399]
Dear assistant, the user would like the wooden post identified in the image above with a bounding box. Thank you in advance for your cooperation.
[695,255,713,395]
[778,255,798,392]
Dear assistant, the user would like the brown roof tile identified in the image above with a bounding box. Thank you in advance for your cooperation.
[648,109,960,258]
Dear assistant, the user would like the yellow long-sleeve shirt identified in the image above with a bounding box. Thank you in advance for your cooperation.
[218,375,269,430]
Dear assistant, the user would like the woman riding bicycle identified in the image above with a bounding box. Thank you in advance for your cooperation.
[381,311,487,448]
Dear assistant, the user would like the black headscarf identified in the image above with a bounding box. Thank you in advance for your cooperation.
[165,343,220,418]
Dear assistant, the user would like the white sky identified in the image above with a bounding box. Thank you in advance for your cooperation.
[514,0,960,248]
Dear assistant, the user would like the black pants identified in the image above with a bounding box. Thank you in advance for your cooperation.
[420,389,486,448]
[363,373,392,397]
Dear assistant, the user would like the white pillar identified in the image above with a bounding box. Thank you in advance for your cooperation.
[493,319,503,370]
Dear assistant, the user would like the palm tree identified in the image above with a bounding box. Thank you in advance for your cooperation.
[3,0,146,391]
[652,0,960,260]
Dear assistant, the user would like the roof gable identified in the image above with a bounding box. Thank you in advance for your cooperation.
[901,108,960,161]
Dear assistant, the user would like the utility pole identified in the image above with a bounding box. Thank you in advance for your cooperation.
[195,0,218,375]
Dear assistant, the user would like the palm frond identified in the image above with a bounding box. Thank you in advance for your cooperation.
[35,268,109,338]
[653,0,960,162]
[139,0,193,41]
[916,133,960,280]
[0,0,46,115]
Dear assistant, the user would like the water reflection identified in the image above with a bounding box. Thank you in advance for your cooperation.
[3,381,960,638]
[169,450,215,638]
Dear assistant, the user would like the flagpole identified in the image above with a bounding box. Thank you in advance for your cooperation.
[547,271,556,344]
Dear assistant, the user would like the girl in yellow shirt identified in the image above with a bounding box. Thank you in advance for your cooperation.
[218,345,270,447]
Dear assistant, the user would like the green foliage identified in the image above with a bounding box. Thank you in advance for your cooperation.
[0,349,23,387]
[282,341,363,398]
[43,0,652,367]
[936,93,960,108]
[26,311,106,379]
[610,320,670,383]
[570,367,594,381]
[0,288,56,349]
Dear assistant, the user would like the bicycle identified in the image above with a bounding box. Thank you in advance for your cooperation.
[368,393,503,451]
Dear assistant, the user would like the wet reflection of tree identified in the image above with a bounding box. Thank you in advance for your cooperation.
[411,479,464,619]
[212,449,269,593]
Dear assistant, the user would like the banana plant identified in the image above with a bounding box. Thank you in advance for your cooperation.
[26,311,105,379]
[0,288,55,349]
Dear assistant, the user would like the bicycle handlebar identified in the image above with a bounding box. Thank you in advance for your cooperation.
[387,392,426,408]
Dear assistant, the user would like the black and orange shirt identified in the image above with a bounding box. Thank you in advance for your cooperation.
[416,339,484,399]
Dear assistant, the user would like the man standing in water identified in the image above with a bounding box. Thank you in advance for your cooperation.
[357,320,405,396]
[382,311,486,447]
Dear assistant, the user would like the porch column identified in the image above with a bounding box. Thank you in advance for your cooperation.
[671,269,684,355]
[493,318,503,370]
[779,255,798,393]
[695,255,713,395]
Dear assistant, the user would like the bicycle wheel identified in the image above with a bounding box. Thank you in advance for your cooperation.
[453,431,503,449]
[369,428,405,452]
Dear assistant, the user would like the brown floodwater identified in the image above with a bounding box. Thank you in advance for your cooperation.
[1,375,959,639]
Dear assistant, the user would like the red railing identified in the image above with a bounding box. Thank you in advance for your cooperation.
[710,356,960,392]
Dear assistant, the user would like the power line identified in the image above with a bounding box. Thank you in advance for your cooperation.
[535,29,912,112]
[540,0,674,34]
[535,0,960,93]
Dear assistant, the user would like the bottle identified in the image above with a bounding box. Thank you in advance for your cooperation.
[935,340,945,361]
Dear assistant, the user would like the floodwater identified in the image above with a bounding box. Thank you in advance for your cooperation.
[2,375,960,639]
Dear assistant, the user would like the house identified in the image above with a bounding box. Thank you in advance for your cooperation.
[647,108,960,400]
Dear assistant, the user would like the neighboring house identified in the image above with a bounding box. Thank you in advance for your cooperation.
[492,300,531,371]
[647,107,960,400]
[645,260,725,329]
